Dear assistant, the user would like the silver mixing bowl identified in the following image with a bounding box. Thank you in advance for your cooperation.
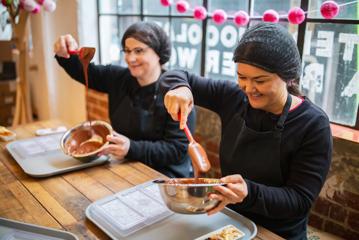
[60,120,113,162]
[154,178,225,214]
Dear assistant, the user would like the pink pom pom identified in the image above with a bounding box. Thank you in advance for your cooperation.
[32,5,41,13]
[233,10,249,26]
[193,6,207,20]
[176,0,189,13]
[288,7,305,24]
[36,0,45,5]
[212,9,227,25]
[160,0,171,7]
[320,1,339,19]
[43,0,56,12]
[22,0,41,14]
[262,9,279,23]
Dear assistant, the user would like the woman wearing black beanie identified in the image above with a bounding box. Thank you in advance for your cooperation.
[161,22,332,240]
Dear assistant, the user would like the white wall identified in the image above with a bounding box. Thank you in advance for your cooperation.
[29,0,98,125]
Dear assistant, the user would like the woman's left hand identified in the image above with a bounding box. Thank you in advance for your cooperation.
[207,174,248,216]
[98,132,130,160]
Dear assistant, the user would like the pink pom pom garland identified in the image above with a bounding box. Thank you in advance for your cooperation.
[157,0,349,25]
[233,10,249,26]
[263,9,279,23]
[288,7,305,24]
[3,0,57,15]
[160,0,171,7]
[212,9,227,25]
[193,6,207,20]
[320,1,339,19]
[176,0,189,13]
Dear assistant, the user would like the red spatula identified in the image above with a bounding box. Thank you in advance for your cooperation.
[178,113,211,177]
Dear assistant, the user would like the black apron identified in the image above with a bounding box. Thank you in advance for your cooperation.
[220,94,292,186]
[110,80,193,178]
[112,81,165,140]
[219,94,310,239]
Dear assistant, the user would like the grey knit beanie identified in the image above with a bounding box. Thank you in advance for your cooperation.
[233,22,301,81]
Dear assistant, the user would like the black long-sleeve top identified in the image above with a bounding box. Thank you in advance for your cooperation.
[56,56,195,178]
[160,70,333,239]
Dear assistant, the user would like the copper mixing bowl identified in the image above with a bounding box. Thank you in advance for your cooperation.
[60,120,113,162]
[154,178,225,214]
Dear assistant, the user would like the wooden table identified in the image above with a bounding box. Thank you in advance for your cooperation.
[0,120,283,240]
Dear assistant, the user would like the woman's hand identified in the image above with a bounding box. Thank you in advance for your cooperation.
[207,174,248,215]
[164,86,194,129]
[53,34,78,58]
[99,132,130,160]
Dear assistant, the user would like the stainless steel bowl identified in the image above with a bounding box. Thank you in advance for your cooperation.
[154,178,225,214]
[60,120,113,162]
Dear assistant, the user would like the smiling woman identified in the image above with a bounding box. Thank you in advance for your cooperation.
[53,21,196,178]
[123,38,160,86]
[237,65,290,114]
[160,22,332,240]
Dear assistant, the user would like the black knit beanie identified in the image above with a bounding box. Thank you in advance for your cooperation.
[121,22,171,65]
[233,22,301,82]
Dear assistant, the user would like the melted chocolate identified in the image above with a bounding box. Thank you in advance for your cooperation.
[71,141,103,155]
[165,178,222,185]
[78,47,96,122]
[64,123,110,156]
[188,142,211,178]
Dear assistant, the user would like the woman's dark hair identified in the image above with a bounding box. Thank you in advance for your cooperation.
[233,22,301,96]
[121,22,171,65]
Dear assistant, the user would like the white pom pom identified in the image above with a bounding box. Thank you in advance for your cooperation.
[44,0,56,12]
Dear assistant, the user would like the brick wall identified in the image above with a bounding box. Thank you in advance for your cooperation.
[87,90,109,122]
[309,138,359,239]
[193,106,222,177]
[87,91,359,239]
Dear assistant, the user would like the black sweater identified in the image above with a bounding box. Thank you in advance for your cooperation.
[56,56,195,178]
[161,70,333,240]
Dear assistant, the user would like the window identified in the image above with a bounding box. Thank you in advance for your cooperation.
[0,4,12,40]
[301,0,359,127]
[97,0,359,128]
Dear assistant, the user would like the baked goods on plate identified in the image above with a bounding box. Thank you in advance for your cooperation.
[0,126,16,141]
[194,224,245,240]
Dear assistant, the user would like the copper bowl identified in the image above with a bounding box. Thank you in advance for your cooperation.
[154,178,225,214]
[60,120,113,162]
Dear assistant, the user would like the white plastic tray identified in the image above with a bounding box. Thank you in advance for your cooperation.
[5,133,109,177]
[86,181,257,240]
[86,181,173,238]
[0,217,78,240]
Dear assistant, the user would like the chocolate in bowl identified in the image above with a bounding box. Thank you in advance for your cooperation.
[164,178,223,185]
[60,120,113,162]
[154,178,225,214]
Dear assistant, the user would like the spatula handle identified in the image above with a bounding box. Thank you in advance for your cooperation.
[68,49,80,55]
[178,112,194,143]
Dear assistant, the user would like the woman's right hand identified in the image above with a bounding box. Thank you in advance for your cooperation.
[53,34,78,58]
[164,86,194,129]
[98,132,130,160]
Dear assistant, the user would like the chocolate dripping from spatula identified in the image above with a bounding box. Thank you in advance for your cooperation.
[68,48,100,142]
[68,47,96,122]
